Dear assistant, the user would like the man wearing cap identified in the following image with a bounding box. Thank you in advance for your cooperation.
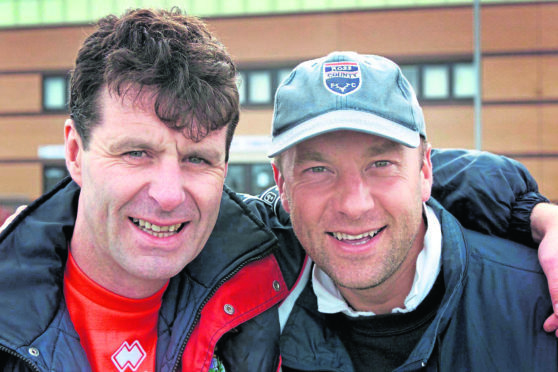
[270,51,558,371]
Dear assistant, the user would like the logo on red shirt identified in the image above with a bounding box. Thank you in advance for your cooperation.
[111,340,146,372]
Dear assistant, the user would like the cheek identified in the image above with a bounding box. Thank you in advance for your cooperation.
[83,157,135,197]
[188,174,225,214]
[85,168,146,219]
[189,182,223,246]
[287,188,325,229]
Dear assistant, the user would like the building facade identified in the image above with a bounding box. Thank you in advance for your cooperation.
[0,1,557,213]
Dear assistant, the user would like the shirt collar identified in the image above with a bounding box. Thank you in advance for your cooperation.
[313,204,442,317]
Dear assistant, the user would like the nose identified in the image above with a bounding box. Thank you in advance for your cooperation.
[148,158,186,212]
[335,172,375,220]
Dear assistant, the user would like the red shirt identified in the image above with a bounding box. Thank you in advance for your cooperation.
[64,252,167,372]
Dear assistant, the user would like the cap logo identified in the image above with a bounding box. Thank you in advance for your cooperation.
[323,61,361,96]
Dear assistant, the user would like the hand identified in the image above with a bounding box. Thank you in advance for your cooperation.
[531,203,558,336]
[539,228,558,335]
[540,234,558,335]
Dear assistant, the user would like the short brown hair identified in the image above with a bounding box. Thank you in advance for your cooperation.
[69,8,239,160]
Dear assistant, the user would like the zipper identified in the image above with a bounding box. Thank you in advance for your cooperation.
[171,249,272,372]
[0,344,41,372]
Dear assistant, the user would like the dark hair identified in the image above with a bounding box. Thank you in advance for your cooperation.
[69,8,239,160]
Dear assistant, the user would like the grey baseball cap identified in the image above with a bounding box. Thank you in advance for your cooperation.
[267,51,426,157]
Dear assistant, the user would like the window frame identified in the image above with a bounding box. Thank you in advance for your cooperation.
[42,162,69,193]
[237,67,296,108]
[42,72,70,113]
[225,162,275,195]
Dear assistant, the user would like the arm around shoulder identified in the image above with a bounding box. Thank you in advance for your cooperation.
[431,148,547,246]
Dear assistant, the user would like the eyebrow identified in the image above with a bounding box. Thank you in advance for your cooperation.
[364,140,402,157]
[294,138,403,164]
[293,150,327,166]
[188,148,225,163]
[108,137,226,162]
[108,139,158,154]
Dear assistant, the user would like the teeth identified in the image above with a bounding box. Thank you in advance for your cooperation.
[132,218,183,236]
[331,230,380,241]
[144,230,174,238]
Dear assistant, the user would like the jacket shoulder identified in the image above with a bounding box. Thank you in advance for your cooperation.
[463,229,543,274]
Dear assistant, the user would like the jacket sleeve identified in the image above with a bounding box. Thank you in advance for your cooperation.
[431,148,549,247]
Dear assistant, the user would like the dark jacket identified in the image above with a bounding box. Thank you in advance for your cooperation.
[0,179,303,372]
[278,179,556,371]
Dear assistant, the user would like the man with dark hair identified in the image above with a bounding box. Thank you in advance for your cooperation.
[0,9,557,372]
[0,8,293,371]
[270,51,558,371]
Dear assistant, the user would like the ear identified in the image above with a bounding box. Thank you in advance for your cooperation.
[272,162,291,214]
[64,119,84,187]
[420,143,433,202]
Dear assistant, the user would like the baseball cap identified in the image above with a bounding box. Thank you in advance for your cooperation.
[267,51,426,157]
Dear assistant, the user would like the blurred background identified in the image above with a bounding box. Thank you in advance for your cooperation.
[0,0,557,224]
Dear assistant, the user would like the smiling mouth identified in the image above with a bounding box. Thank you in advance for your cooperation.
[130,217,186,238]
[328,227,386,245]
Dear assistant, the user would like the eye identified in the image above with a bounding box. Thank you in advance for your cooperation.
[187,156,208,165]
[307,166,327,173]
[124,150,146,158]
[373,160,391,168]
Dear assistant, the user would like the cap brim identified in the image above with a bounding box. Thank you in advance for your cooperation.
[267,110,420,157]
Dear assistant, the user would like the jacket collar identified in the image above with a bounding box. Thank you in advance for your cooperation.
[398,198,469,369]
[0,178,77,353]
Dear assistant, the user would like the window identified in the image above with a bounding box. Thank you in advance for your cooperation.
[453,63,476,98]
[43,165,69,193]
[237,71,247,105]
[237,67,295,106]
[423,65,449,99]
[225,163,275,195]
[251,164,274,193]
[43,74,69,112]
[249,71,272,104]
[224,164,247,194]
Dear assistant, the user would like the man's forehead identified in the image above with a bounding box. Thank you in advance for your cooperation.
[94,87,226,147]
[92,88,157,137]
[97,87,174,136]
